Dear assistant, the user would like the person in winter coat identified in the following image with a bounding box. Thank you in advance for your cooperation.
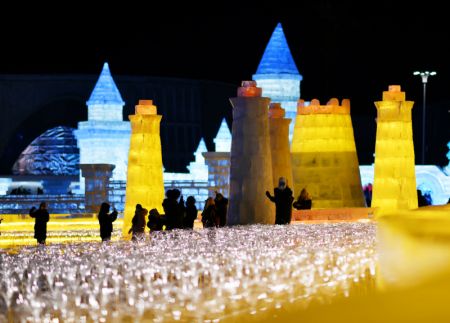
[163,189,185,230]
[214,192,228,227]
[29,202,50,244]
[129,204,148,241]
[184,196,198,229]
[266,177,294,225]
[147,208,165,233]
[293,188,312,211]
[201,197,217,228]
[98,202,118,242]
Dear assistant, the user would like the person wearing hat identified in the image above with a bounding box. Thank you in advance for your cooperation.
[266,177,294,225]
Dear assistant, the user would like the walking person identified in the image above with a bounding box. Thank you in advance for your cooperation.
[128,204,148,241]
[98,202,118,242]
[29,202,50,245]
[266,177,294,225]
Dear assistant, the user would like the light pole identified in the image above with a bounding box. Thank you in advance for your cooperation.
[413,70,436,165]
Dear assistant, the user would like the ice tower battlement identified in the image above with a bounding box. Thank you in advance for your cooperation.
[375,85,414,121]
[297,98,351,115]
[291,97,365,207]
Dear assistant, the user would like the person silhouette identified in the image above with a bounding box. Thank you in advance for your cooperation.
[293,188,312,210]
[184,196,198,229]
[98,202,118,242]
[214,192,228,227]
[266,177,294,224]
[29,202,50,245]
[129,204,148,241]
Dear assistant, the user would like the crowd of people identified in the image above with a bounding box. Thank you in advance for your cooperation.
[26,179,315,245]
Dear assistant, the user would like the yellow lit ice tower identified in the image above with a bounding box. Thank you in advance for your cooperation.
[291,98,365,208]
[372,86,418,210]
[123,100,165,236]
[268,103,293,191]
[228,81,275,225]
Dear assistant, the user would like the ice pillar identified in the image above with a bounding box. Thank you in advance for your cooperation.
[123,100,165,236]
[227,81,275,225]
[291,98,365,208]
[268,103,293,192]
[372,86,418,210]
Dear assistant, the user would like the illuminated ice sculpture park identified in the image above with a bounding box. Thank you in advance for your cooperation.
[372,86,418,210]
[75,62,131,188]
[253,23,302,144]
[291,98,365,208]
[228,81,275,225]
[268,103,294,191]
[123,100,165,236]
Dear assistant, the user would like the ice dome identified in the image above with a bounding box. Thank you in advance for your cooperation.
[12,126,79,175]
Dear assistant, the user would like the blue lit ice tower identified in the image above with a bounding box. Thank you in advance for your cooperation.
[75,63,131,189]
[253,23,302,143]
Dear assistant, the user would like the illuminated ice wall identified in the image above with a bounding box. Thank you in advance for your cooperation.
[252,23,302,144]
[75,63,131,188]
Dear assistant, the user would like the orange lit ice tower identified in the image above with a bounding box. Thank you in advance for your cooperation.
[123,100,165,235]
[268,103,293,191]
[291,98,365,208]
[228,81,275,225]
[372,86,418,209]
[253,23,302,144]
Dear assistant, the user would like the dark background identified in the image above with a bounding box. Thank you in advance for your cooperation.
[0,1,449,168]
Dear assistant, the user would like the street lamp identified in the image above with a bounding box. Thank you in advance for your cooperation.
[413,70,436,165]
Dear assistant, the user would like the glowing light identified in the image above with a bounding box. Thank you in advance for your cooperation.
[0,223,376,321]
[291,98,365,208]
[123,100,165,236]
[372,86,418,210]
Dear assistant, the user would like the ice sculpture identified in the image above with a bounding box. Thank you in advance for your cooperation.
[12,126,79,176]
[252,23,302,144]
[214,118,232,152]
[291,98,365,208]
[268,103,293,192]
[123,100,164,236]
[372,86,418,210]
[186,138,208,181]
[228,81,275,225]
[75,62,131,185]
[203,118,232,197]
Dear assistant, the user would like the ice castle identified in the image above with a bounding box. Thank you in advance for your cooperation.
[253,23,303,143]
[74,63,131,190]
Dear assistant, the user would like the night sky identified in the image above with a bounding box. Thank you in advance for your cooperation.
[1,1,449,165]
